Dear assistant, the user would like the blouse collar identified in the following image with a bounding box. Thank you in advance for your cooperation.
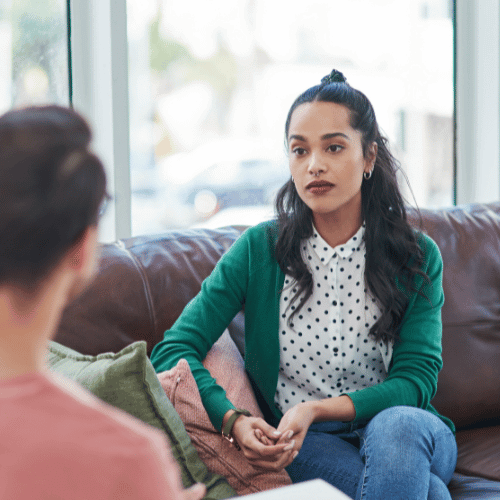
[308,223,365,264]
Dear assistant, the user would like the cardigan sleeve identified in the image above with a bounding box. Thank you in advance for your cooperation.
[347,234,445,423]
[150,228,255,431]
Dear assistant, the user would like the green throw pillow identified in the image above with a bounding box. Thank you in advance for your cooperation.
[47,341,236,499]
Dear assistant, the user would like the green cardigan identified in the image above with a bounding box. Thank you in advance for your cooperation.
[150,221,454,433]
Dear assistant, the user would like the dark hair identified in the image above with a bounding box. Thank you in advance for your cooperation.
[275,69,427,344]
[0,105,108,290]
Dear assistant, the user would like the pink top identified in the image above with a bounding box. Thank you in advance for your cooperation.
[0,371,185,500]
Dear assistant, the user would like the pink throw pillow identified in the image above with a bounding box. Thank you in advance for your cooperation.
[157,330,292,496]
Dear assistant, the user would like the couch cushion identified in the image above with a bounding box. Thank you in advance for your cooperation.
[455,426,500,481]
[407,203,500,482]
[448,472,500,500]
[408,204,500,431]
[47,341,235,499]
[158,330,292,496]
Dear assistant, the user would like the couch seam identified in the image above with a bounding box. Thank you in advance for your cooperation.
[139,357,200,485]
[119,243,158,344]
[118,230,243,343]
[122,228,243,252]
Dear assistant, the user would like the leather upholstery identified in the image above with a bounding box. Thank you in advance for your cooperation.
[55,227,244,356]
[54,203,500,484]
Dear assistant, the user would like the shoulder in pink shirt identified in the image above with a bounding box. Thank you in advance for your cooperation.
[0,371,185,500]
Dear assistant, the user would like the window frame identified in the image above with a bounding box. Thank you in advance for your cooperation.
[69,0,131,242]
[454,0,500,205]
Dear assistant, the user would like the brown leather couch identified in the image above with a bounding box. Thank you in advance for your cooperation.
[54,202,500,499]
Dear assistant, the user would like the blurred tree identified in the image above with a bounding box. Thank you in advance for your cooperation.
[149,14,191,73]
[148,9,238,134]
[10,0,68,106]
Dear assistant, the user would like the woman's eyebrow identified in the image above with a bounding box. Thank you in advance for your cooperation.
[288,134,307,142]
[321,132,350,141]
[288,132,350,142]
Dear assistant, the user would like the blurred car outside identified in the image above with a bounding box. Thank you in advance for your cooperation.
[157,138,290,228]
[191,204,276,230]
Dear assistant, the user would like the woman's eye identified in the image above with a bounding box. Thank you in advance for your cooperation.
[328,144,343,153]
[292,147,306,156]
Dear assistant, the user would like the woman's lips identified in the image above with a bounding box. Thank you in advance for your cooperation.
[306,181,334,194]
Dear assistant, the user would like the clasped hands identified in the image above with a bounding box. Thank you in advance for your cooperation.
[226,402,316,471]
[179,401,320,500]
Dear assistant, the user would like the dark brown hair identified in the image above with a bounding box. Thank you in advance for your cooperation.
[0,105,108,290]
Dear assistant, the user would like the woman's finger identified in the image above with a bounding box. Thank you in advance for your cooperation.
[243,439,292,459]
[253,419,283,441]
[276,429,294,445]
[254,428,271,445]
[282,450,299,469]
[248,448,298,471]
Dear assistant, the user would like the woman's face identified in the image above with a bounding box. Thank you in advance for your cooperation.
[287,101,376,223]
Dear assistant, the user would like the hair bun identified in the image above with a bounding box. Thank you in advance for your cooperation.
[321,69,347,85]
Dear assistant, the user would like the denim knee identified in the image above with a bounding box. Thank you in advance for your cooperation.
[357,405,457,499]
[364,406,436,444]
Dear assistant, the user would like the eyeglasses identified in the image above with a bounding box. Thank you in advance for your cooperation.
[98,193,112,219]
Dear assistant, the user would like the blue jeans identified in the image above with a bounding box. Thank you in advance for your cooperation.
[285,406,457,500]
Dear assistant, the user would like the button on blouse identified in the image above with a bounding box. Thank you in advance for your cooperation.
[275,224,393,414]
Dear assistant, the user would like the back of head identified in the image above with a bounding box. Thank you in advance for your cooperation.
[0,105,107,291]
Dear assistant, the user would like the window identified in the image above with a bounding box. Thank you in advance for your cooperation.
[126,0,454,236]
[0,0,69,113]
[66,0,499,241]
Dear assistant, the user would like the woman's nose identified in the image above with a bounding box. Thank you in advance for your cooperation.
[307,153,326,176]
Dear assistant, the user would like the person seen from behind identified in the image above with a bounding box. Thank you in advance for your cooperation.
[0,105,206,500]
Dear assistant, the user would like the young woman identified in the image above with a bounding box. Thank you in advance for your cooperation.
[151,70,457,499]
[0,106,205,500]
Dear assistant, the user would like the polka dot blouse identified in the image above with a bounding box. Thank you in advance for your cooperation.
[275,223,394,414]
